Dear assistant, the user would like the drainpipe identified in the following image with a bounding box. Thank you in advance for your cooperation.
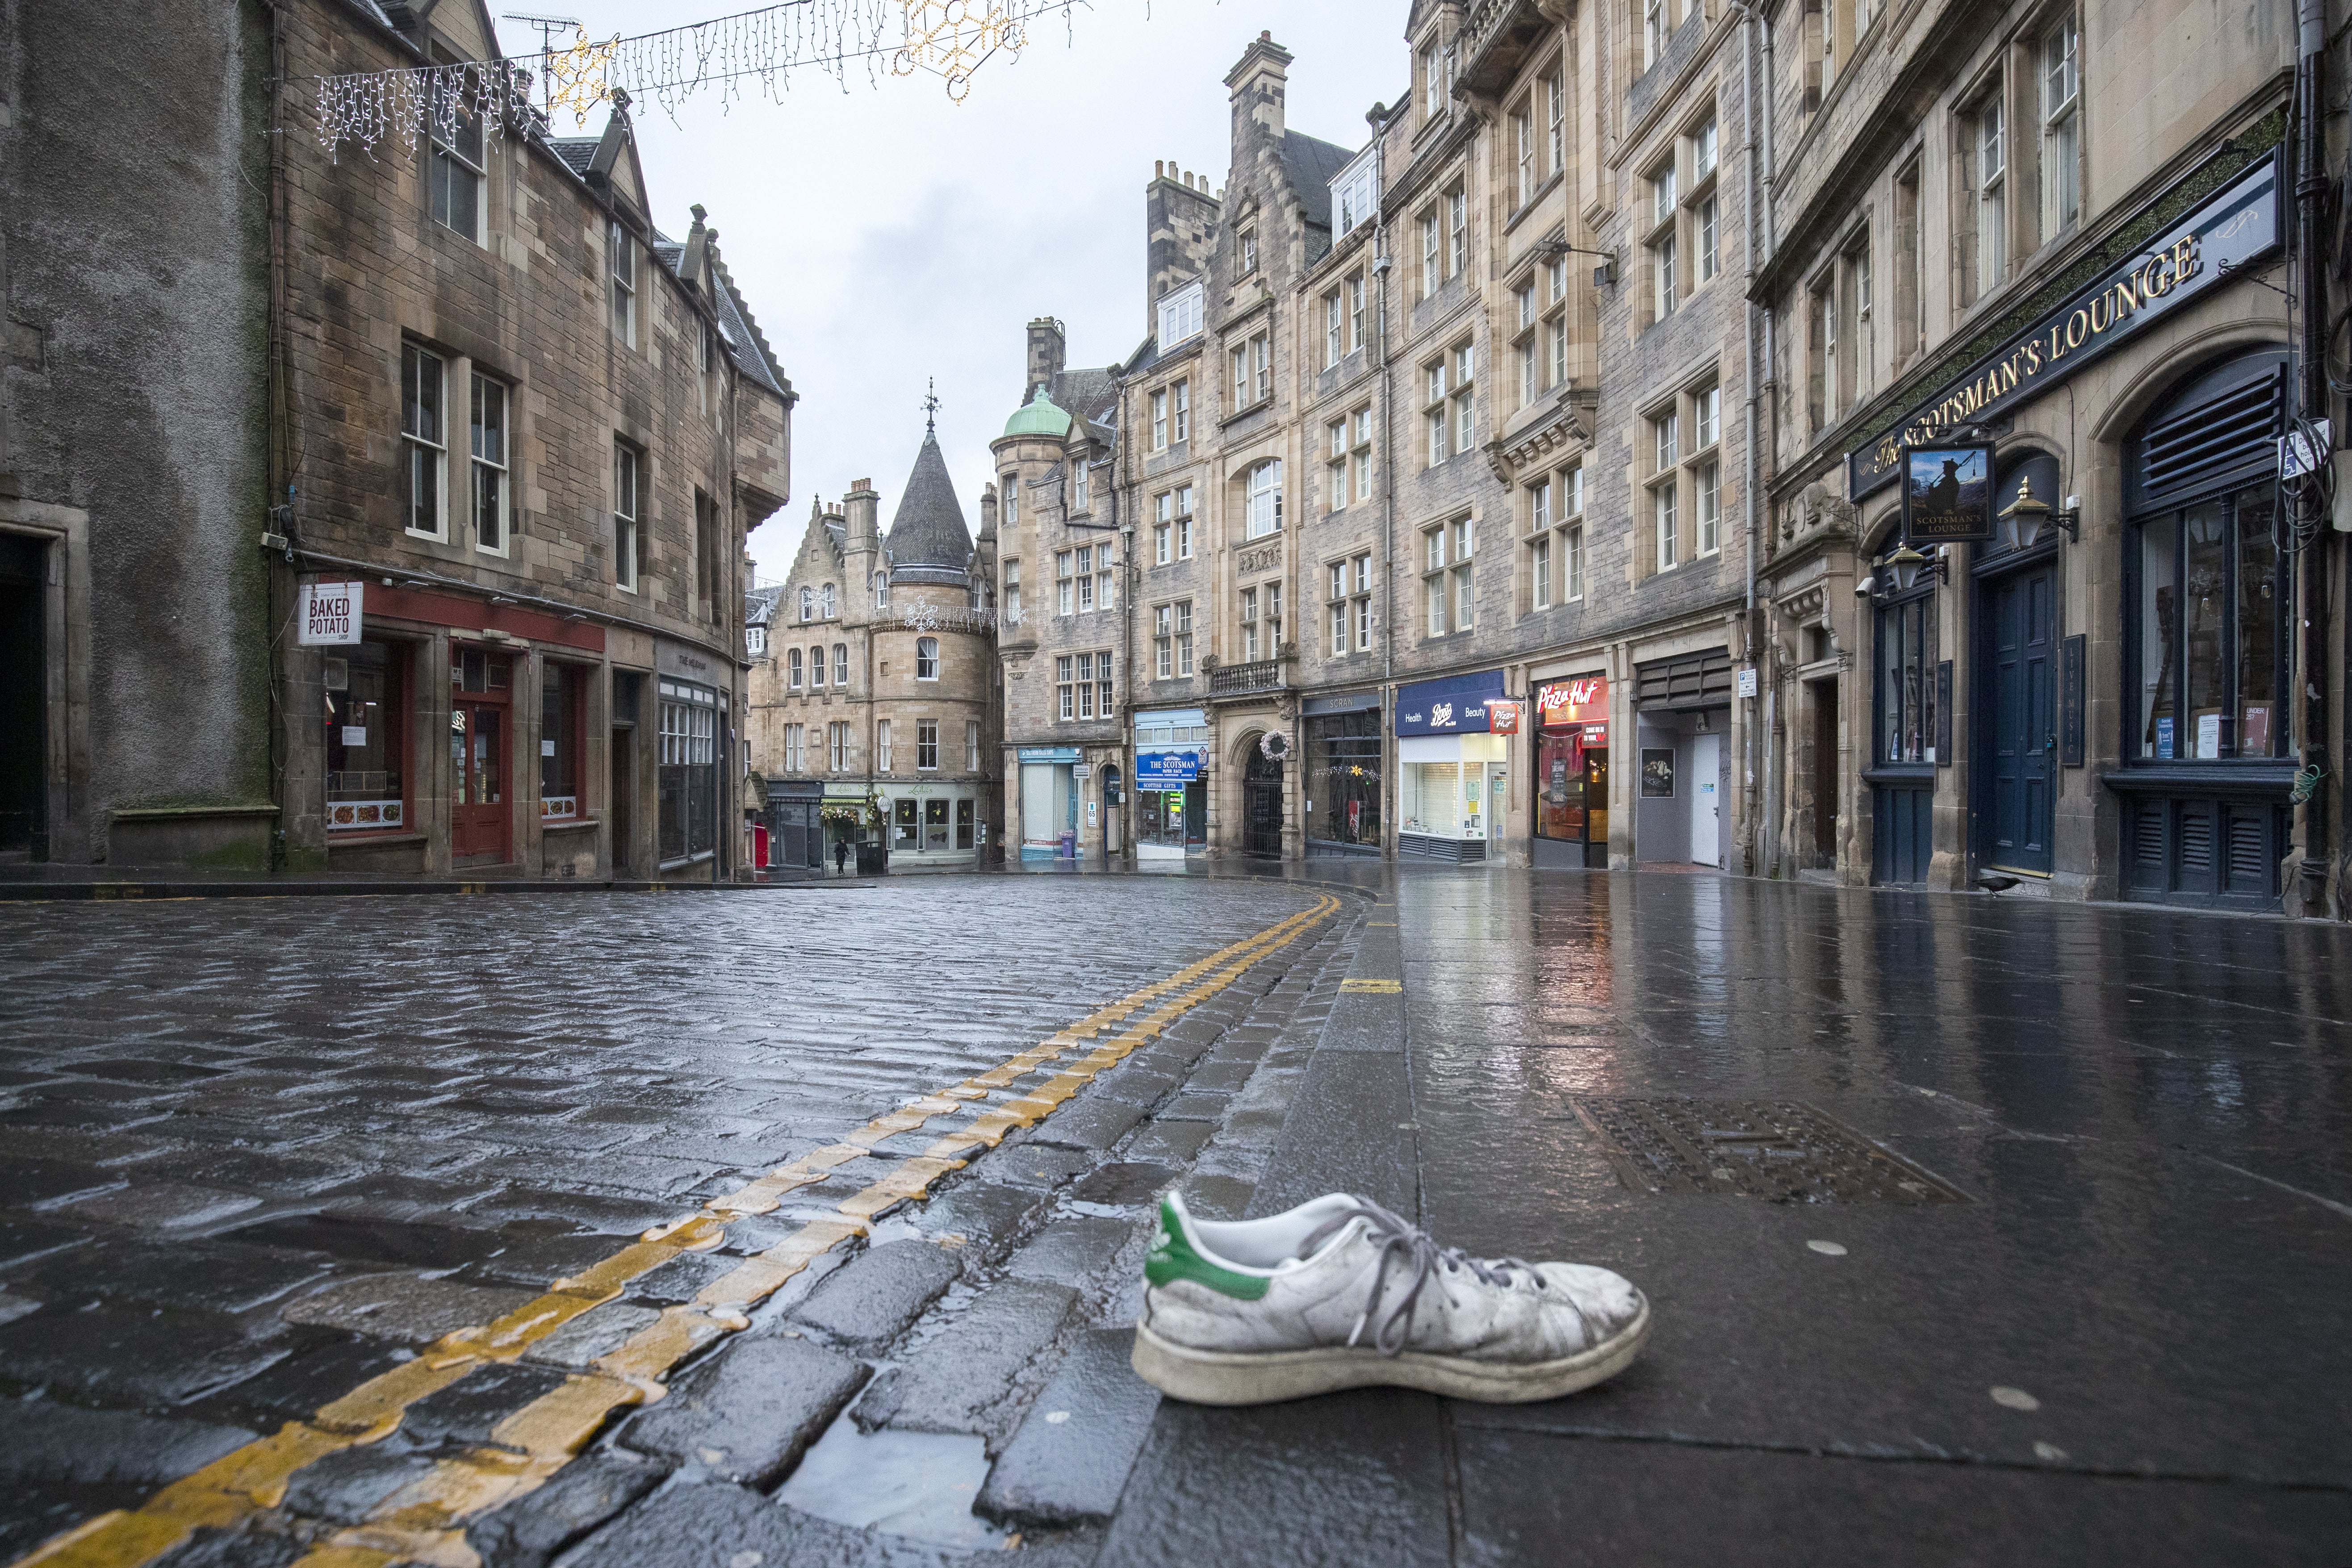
[1732,0,1766,877]
[265,0,293,875]
[1374,215,1398,860]
[2295,0,2332,912]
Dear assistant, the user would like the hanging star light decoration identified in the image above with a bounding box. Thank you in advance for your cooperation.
[893,0,1027,104]
[544,26,622,128]
[304,0,1085,159]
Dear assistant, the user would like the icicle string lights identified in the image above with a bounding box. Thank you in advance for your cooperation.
[304,0,1085,158]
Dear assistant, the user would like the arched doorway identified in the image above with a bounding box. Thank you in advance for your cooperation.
[1243,739,1283,858]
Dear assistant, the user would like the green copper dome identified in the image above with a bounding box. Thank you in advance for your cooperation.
[1002,385,1072,439]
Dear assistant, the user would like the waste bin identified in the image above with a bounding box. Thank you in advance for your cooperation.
[1058,831,1076,859]
[856,841,889,875]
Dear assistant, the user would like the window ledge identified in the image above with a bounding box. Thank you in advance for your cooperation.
[541,815,599,833]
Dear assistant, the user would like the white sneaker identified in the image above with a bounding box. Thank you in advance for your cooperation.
[1132,1191,1650,1405]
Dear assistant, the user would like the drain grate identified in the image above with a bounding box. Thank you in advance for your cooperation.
[1568,1097,1968,1204]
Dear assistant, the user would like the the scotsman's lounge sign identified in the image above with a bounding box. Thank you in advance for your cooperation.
[1847,153,2283,502]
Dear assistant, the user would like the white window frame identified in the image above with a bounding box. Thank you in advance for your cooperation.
[608,218,636,349]
[1243,460,1283,539]
[612,439,640,592]
[401,343,446,542]
[469,372,508,555]
[1157,280,1205,345]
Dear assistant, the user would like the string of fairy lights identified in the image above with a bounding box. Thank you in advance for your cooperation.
[303,0,1085,159]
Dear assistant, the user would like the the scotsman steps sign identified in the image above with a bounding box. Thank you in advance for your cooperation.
[1847,152,2283,502]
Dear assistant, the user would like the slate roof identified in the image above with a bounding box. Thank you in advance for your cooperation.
[547,137,600,176]
[1048,367,1118,430]
[884,431,973,585]
[744,584,785,628]
[1283,130,1356,232]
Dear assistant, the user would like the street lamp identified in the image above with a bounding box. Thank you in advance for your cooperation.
[1882,542,1946,593]
[1995,474,2080,551]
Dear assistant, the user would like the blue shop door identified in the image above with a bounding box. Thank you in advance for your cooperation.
[1983,564,2056,873]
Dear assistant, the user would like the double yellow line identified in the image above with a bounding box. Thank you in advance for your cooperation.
[20,894,1343,1568]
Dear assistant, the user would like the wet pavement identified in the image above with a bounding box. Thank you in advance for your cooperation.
[4,869,2351,1565]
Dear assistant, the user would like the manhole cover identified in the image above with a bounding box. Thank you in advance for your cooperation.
[1568,1097,1967,1204]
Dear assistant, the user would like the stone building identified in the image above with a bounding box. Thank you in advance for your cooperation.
[1754,0,2316,914]
[748,422,1000,870]
[998,1,2345,919]
[0,0,793,880]
[991,322,1132,860]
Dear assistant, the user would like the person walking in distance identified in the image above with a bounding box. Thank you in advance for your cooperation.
[834,833,850,877]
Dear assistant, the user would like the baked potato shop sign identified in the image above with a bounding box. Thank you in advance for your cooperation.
[298,580,364,645]
[1846,152,2281,502]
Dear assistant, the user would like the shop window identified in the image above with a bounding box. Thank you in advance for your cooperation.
[956,798,976,849]
[2126,354,2293,763]
[401,344,446,540]
[895,798,920,849]
[1874,588,1938,765]
[1308,709,1382,846]
[325,640,408,833]
[656,681,716,863]
[541,663,583,818]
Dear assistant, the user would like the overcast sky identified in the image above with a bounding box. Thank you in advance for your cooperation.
[533,2,1404,580]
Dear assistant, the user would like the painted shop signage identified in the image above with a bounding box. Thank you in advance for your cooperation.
[299,580,364,645]
[1847,153,2281,502]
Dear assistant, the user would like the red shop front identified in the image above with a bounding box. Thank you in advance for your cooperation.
[1534,676,1609,870]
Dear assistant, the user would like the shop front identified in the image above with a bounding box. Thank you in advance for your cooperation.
[656,677,721,869]
[884,782,982,865]
[1632,649,1732,867]
[1395,669,1507,862]
[1134,709,1209,859]
[1532,676,1608,870]
[767,778,823,870]
[1304,692,1382,857]
[1018,745,1080,859]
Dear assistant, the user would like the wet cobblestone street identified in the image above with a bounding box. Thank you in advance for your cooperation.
[4,869,2351,1567]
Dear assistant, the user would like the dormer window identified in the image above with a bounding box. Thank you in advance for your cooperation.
[1070,458,1091,512]
[1157,280,1205,345]
[874,570,889,607]
[1238,228,1259,276]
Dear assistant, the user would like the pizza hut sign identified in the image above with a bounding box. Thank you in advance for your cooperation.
[1537,676,1607,725]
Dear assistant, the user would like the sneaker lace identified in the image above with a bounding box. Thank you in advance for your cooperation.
[1294,1198,1546,1358]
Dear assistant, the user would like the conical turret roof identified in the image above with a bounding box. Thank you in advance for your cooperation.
[884,429,973,585]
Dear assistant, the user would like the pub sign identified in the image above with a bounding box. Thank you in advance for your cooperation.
[1900,441,1995,543]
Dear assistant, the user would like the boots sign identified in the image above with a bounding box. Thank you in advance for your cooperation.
[298,580,364,645]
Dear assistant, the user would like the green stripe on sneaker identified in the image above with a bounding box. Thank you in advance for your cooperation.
[1145,1196,1270,1299]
